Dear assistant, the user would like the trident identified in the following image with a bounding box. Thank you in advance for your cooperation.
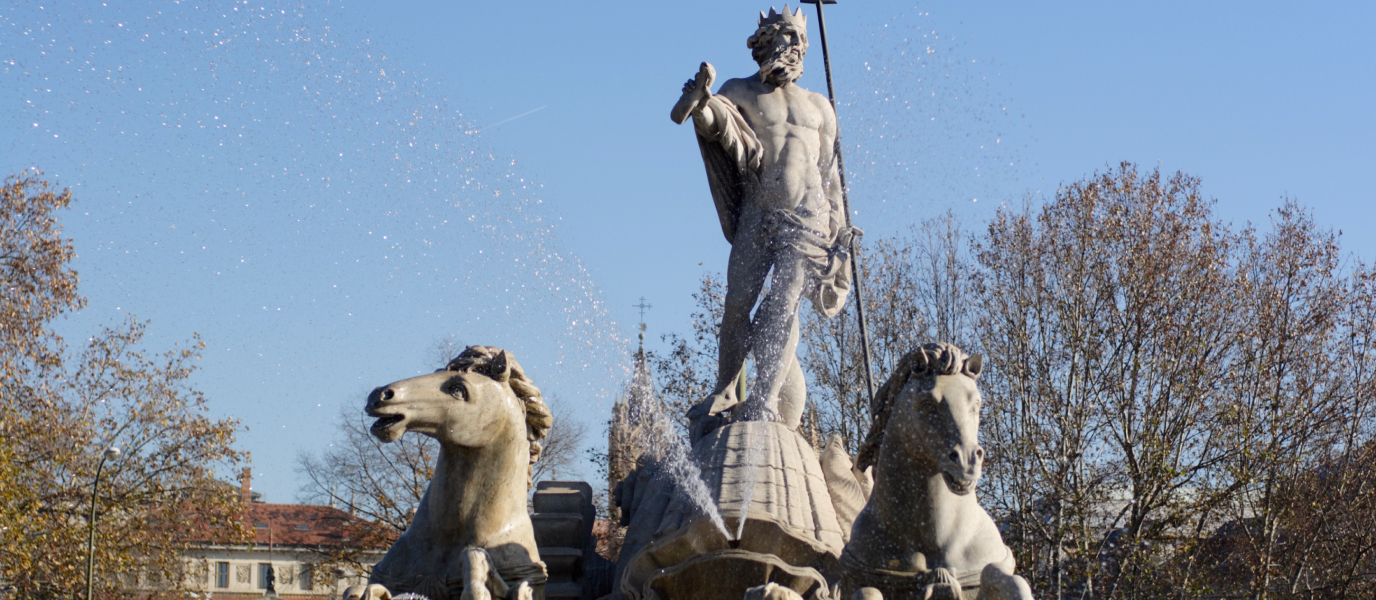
[802,0,878,407]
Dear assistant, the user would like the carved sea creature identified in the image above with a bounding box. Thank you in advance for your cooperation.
[364,346,552,600]
[343,584,393,600]
[839,343,1032,600]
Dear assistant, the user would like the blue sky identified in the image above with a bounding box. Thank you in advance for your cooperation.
[3,0,1372,502]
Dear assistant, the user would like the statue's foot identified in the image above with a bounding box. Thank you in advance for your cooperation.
[852,588,883,600]
[706,390,740,415]
[977,563,1033,600]
[744,582,806,600]
[689,396,731,443]
[732,400,783,424]
[924,568,962,600]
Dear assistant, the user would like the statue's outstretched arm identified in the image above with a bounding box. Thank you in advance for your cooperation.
[671,63,761,174]
[671,62,715,125]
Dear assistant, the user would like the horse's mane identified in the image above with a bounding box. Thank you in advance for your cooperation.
[855,342,983,471]
[446,345,554,488]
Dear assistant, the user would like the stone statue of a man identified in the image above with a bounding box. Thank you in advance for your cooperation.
[673,5,857,439]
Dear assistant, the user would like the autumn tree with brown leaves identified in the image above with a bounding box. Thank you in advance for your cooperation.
[970,165,1376,599]
[974,166,1248,598]
[0,172,248,599]
[1201,207,1376,600]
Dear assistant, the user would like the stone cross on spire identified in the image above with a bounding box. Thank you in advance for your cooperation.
[632,297,653,331]
[632,296,654,355]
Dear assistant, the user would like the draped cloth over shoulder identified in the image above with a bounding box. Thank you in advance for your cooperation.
[693,95,761,245]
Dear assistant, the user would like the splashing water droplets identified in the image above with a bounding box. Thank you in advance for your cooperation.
[2,0,628,491]
[625,353,728,538]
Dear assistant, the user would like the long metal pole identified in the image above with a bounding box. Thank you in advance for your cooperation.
[805,0,878,403]
[86,455,109,600]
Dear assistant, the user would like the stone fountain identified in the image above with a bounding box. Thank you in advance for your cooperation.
[355,6,1034,600]
[612,6,1034,600]
[611,7,854,600]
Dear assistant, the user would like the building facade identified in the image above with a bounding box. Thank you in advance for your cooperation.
[179,469,387,599]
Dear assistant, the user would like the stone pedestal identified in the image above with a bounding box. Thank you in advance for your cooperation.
[616,421,843,600]
[695,420,845,553]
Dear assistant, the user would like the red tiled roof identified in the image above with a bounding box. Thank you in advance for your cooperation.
[244,503,387,549]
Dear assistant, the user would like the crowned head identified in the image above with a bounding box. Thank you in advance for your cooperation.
[748,5,809,85]
[757,4,808,31]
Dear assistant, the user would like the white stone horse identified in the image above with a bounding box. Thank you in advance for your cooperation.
[343,584,393,600]
[365,346,553,600]
[839,343,1032,600]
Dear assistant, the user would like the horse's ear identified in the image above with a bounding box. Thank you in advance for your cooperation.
[964,354,984,379]
[909,348,930,375]
[490,350,512,383]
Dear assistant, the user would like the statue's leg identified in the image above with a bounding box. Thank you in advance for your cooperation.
[776,322,806,430]
[709,212,773,400]
[739,250,808,422]
[690,213,772,441]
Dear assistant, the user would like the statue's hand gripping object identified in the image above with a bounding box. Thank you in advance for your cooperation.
[671,62,715,126]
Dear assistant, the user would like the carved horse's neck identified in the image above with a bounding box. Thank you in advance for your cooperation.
[366,345,551,586]
[867,430,974,558]
[419,430,530,547]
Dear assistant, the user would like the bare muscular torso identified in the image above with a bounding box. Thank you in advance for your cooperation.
[717,75,840,237]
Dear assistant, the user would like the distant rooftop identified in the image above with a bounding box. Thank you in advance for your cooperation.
[247,503,385,548]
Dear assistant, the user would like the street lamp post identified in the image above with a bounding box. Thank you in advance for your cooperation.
[86,446,121,600]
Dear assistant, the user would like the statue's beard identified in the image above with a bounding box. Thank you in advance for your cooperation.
[759,45,804,86]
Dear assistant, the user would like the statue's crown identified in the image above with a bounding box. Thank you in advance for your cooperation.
[758,5,807,30]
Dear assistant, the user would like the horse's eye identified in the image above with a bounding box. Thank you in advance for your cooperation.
[441,377,466,399]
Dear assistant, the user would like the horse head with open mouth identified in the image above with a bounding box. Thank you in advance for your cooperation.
[364,345,553,600]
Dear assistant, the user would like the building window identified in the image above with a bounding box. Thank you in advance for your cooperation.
[258,563,271,589]
[300,565,313,590]
[216,562,230,588]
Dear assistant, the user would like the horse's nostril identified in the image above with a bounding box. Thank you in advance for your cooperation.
[948,451,961,465]
[382,388,395,401]
[974,447,985,461]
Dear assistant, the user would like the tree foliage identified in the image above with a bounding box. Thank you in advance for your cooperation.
[976,165,1376,599]
[0,173,247,598]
